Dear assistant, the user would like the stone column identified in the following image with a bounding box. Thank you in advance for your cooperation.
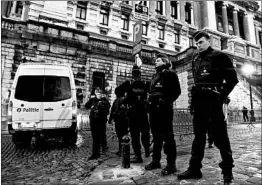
[180,1,185,22]
[165,1,171,19]
[1,1,9,16]
[243,12,250,41]
[201,1,208,28]
[10,1,17,15]
[177,1,180,20]
[222,3,229,34]
[233,7,240,37]
[190,4,194,25]
[149,1,156,17]
[21,1,30,21]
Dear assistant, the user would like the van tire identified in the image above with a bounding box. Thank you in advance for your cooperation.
[12,133,31,147]
[70,129,78,144]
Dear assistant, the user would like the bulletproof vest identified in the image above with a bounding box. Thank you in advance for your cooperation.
[129,80,147,102]
[114,98,128,117]
[192,54,222,85]
[90,98,109,119]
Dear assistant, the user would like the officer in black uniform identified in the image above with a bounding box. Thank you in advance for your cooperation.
[177,30,238,185]
[115,64,150,163]
[85,87,111,160]
[108,93,129,156]
[145,53,181,176]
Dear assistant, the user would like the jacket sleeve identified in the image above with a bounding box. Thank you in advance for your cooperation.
[115,80,130,97]
[85,98,93,110]
[108,99,117,122]
[165,70,181,103]
[218,52,239,97]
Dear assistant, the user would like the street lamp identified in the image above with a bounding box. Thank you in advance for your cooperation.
[242,63,255,122]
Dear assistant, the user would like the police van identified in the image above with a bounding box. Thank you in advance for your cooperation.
[7,63,78,146]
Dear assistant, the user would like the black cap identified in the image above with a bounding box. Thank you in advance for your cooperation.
[193,30,210,41]
[155,53,171,68]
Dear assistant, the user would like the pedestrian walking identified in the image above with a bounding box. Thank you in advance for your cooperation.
[177,30,239,185]
[115,64,151,163]
[85,87,111,160]
[242,106,249,122]
[108,94,129,156]
[145,53,181,175]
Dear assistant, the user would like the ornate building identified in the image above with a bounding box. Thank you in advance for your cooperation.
[1,1,261,128]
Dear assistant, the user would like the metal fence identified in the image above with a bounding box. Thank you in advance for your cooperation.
[77,108,261,140]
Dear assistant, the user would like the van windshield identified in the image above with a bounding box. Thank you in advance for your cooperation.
[15,76,71,102]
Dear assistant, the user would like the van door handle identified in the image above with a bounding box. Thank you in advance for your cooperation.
[44,108,53,111]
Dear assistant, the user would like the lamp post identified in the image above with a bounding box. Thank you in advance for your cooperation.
[242,63,255,122]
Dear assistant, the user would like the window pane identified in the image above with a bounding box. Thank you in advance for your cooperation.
[81,9,86,19]
[15,76,44,102]
[76,8,81,18]
[44,76,71,102]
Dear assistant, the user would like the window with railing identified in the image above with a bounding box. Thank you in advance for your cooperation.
[185,2,191,24]
[15,1,23,15]
[121,14,129,31]
[171,1,178,19]
[158,25,164,40]
[76,1,87,20]
[215,2,223,32]
[259,31,262,46]
[142,21,148,36]
[174,30,180,44]
[76,24,84,30]
[100,8,109,26]
[156,1,163,15]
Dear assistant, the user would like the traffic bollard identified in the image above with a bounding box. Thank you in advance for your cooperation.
[121,135,130,168]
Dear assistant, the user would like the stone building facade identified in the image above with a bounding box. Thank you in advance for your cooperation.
[1,1,262,127]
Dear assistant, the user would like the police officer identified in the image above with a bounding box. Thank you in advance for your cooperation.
[85,87,110,160]
[145,53,181,176]
[108,93,129,156]
[177,30,238,185]
[115,64,150,163]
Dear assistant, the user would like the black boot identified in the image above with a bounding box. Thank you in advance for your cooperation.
[130,156,143,163]
[161,164,177,175]
[88,154,100,160]
[145,161,161,170]
[177,168,202,180]
[222,169,234,185]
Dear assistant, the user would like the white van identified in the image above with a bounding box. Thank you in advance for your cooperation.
[7,63,78,146]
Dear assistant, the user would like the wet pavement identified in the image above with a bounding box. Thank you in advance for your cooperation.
[1,123,261,185]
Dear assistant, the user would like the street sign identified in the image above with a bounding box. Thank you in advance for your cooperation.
[133,20,142,45]
[134,4,149,21]
[133,42,142,56]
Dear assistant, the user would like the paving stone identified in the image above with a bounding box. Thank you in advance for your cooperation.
[246,177,262,184]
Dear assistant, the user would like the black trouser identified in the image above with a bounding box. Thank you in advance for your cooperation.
[90,117,107,156]
[207,120,213,145]
[149,103,177,165]
[189,91,234,171]
[101,120,107,149]
[243,113,249,122]
[115,116,129,152]
[129,108,150,157]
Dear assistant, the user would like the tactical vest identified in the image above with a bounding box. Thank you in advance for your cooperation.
[90,99,109,119]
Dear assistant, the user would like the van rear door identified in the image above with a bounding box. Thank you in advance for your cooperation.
[12,68,44,129]
[42,66,73,129]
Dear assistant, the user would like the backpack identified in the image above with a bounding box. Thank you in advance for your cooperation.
[114,97,129,117]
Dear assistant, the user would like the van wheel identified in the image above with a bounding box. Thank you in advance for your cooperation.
[12,134,31,147]
[70,129,78,144]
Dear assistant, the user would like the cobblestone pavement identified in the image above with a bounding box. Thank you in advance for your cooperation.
[1,123,261,185]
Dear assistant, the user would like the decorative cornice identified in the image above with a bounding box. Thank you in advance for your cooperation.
[232,1,260,12]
